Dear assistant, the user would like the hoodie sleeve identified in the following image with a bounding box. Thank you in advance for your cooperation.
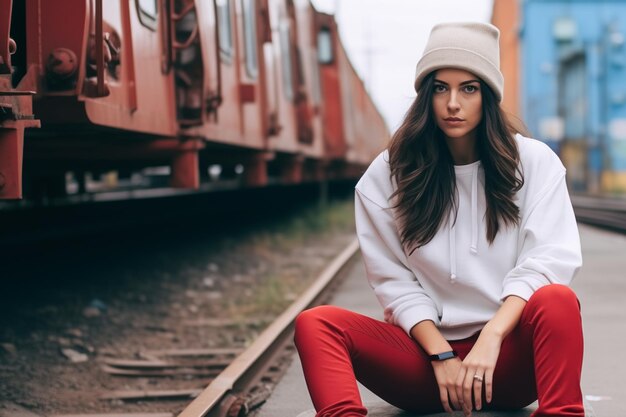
[501,170,582,301]
[355,188,440,335]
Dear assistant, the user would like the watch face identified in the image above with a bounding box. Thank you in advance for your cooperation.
[438,351,455,360]
[430,350,457,361]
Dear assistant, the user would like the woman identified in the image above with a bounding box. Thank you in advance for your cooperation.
[295,22,584,417]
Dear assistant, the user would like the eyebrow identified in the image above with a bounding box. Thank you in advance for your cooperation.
[434,79,481,86]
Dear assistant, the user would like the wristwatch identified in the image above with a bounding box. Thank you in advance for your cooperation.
[428,350,458,361]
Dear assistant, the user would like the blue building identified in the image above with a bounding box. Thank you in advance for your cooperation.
[520,0,626,193]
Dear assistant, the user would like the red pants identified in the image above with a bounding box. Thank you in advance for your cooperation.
[294,284,584,417]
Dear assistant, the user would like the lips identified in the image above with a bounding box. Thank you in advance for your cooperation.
[444,117,464,121]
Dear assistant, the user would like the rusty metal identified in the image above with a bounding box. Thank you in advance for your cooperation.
[95,0,105,96]
[314,14,346,159]
[169,0,204,126]
[8,37,16,55]
[46,48,78,88]
[259,0,272,43]
[243,153,268,187]
[238,84,255,103]
[0,73,40,199]
[172,1,196,21]
[170,0,197,34]
[206,0,223,120]
[279,154,304,184]
[6,0,386,201]
[1,64,39,196]
[119,1,137,111]
[171,148,200,189]
[0,0,13,74]
[0,122,29,198]
[160,0,173,74]
[225,386,272,417]
[24,0,88,96]
[101,389,203,401]
[47,48,78,78]
[176,239,359,417]
[82,0,110,97]
[50,414,174,417]
[172,25,199,50]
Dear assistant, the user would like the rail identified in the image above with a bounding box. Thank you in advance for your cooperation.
[571,194,626,232]
[176,239,360,417]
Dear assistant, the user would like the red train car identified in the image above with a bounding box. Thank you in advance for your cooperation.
[0,0,388,201]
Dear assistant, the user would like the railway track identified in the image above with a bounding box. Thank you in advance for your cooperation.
[0,195,359,417]
[174,239,359,417]
[571,194,626,232]
[55,240,359,417]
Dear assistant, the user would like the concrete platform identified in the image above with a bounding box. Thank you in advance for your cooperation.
[255,224,625,416]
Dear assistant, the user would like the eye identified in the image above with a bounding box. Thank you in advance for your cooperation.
[463,85,479,93]
[434,84,447,93]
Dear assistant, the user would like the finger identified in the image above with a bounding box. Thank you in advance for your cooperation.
[448,385,461,411]
[455,365,468,401]
[473,373,483,410]
[485,368,495,404]
[438,385,453,414]
[463,370,475,414]
[455,366,467,409]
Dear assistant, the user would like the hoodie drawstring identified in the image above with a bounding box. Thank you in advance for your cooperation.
[470,166,479,254]
[449,164,479,282]
[448,213,457,281]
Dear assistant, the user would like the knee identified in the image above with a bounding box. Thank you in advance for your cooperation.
[294,305,345,345]
[525,285,581,327]
[523,284,584,346]
[531,284,580,311]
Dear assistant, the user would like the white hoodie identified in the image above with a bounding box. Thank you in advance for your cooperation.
[354,134,582,340]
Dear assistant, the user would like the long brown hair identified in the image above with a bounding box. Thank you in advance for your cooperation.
[388,72,524,254]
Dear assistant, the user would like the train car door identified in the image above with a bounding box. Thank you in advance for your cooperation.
[259,0,280,137]
[77,1,176,134]
[181,0,223,126]
[162,0,238,136]
[208,0,250,144]
[285,0,313,145]
[162,0,207,127]
[314,13,346,159]
[234,0,266,147]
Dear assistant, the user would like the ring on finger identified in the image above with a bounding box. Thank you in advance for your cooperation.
[473,374,484,382]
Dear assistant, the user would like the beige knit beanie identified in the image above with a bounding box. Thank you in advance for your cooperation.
[414,22,504,102]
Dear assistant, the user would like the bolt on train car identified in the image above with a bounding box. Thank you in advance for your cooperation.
[0,0,389,201]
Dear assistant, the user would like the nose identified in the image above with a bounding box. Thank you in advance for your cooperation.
[447,91,461,112]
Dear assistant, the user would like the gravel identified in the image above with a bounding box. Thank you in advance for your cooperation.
[0,198,356,416]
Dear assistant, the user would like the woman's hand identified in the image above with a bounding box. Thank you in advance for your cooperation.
[455,328,503,416]
[431,357,463,413]
[453,295,527,416]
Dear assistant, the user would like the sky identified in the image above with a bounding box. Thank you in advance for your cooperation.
[310,0,494,131]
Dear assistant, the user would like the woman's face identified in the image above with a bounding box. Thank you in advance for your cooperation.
[431,68,483,141]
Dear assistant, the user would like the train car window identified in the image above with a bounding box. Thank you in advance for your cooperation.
[242,0,259,78]
[217,0,234,62]
[279,21,294,100]
[317,27,333,64]
[136,0,158,31]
